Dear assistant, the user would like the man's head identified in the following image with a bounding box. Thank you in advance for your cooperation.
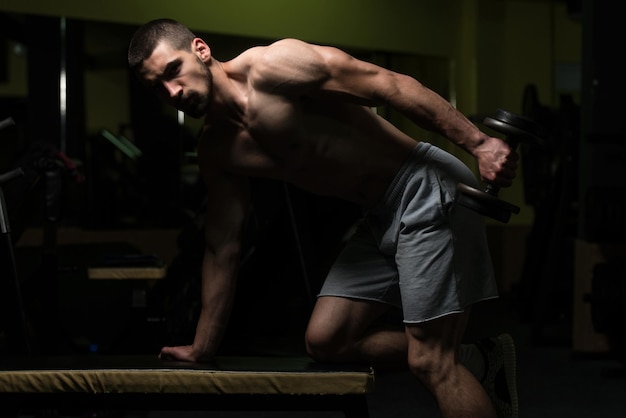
[128,18,195,72]
[128,19,213,118]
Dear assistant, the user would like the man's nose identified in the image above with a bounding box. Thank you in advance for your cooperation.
[163,81,182,99]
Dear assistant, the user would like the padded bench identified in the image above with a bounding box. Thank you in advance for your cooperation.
[0,355,375,417]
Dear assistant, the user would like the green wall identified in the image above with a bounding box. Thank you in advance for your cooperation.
[0,0,461,55]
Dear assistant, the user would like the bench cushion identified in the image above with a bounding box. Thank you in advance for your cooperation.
[0,355,375,396]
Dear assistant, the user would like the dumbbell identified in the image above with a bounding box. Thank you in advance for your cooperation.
[456,108,543,223]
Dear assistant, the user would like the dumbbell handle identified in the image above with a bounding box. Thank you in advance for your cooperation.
[482,112,539,196]
[484,183,499,196]
[482,136,519,197]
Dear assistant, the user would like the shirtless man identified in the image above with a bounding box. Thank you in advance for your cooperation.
[128,19,518,418]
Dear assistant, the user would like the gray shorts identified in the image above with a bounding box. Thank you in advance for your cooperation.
[318,142,498,323]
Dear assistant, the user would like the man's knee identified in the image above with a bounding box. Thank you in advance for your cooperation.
[404,312,469,384]
[405,329,462,389]
[407,346,464,396]
[407,347,454,386]
[305,325,346,362]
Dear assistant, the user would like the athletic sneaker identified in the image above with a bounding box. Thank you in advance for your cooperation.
[476,333,518,418]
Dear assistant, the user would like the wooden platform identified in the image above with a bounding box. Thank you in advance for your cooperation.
[0,355,375,417]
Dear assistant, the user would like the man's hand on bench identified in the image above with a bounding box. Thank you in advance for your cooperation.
[159,345,212,363]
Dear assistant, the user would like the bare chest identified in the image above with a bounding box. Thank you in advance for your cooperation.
[200,95,414,205]
[209,95,325,169]
[199,103,307,181]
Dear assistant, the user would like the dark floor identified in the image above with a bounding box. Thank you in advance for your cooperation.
[11,297,626,418]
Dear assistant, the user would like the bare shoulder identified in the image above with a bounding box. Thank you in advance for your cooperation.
[225,44,266,74]
[260,38,343,68]
[248,38,339,92]
[229,38,366,96]
[264,38,317,54]
[227,39,312,66]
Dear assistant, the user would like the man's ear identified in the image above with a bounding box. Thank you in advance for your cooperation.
[192,38,211,63]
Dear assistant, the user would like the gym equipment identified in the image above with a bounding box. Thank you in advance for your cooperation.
[0,117,30,356]
[1,116,86,356]
[0,355,374,417]
[0,166,30,356]
[1,259,369,410]
[457,109,543,223]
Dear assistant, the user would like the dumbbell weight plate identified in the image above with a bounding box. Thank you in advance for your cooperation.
[456,183,520,223]
[483,109,543,147]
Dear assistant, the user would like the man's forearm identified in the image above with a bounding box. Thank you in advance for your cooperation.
[191,247,240,360]
[191,307,231,360]
[392,73,487,156]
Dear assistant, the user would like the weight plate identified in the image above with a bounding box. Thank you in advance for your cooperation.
[483,116,544,147]
[456,183,520,223]
[493,109,540,135]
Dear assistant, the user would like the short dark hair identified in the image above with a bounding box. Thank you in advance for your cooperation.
[128,18,196,71]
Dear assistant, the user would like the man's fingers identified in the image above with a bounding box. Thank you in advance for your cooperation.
[159,347,173,360]
[159,346,184,361]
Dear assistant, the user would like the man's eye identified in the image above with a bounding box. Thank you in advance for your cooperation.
[164,64,181,79]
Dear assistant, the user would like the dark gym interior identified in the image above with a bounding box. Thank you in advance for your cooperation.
[1,0,626,417]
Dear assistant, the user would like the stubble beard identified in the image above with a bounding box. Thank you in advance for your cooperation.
[181,60,213,119]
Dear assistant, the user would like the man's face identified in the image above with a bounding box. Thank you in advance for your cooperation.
[138,40,212,118]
